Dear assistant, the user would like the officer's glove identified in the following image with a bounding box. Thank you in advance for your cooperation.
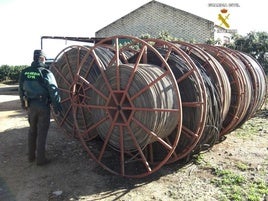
[57,105,63,113]
[53,105,62,117]
[21,102,27,110]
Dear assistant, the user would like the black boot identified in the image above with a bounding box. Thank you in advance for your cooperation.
[28,154,35,162]
[36,158,51,166]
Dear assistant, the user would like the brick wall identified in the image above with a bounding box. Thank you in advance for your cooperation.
[95,1,214,43]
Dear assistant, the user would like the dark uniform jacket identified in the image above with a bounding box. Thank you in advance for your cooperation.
[19,61,61,112]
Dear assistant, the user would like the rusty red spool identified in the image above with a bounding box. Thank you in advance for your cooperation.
[50,36,267,178]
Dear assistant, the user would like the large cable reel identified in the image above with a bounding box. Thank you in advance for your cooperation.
[71,36,183,177]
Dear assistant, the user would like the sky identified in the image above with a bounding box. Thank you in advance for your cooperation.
[0,0,267,65]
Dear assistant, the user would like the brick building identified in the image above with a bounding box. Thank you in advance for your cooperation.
[95,0,215,43]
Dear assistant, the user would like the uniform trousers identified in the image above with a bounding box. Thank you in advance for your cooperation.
[27,100,50,163]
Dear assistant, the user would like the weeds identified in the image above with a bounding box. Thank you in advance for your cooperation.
[236,162,249,171]
[193,153,268,200]
[210,167,268,201]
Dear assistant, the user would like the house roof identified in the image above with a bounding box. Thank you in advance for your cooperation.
[96,0,214,33]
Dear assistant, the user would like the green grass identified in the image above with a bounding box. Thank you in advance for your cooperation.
[231,112,267,139]
[235,162,249,171]
[211,168,268,201]
[212,168,246,185]
[193,152,268,201]
[192,97,268,200]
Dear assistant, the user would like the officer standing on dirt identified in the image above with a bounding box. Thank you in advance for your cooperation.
[19,50,61,166]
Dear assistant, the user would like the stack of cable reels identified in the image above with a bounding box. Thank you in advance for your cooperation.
[50,36,267,178]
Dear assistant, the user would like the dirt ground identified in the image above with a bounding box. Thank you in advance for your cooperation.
[0,84,267,201]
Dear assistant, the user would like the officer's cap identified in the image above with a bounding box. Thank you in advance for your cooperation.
[33,49,46,61]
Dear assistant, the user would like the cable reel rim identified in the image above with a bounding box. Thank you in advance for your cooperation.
[73,35,183,178]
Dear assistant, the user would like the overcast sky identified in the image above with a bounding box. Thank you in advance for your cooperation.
[0,0,267,65]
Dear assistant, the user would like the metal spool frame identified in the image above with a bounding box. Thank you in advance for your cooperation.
[240,53,268,112]
[173,41,231,151]
[142,39,207,162]
[198,45,252,135]
[50,45,98,141]
[223,48,267,117]
[72,36,183,178]
[174,42,231,121]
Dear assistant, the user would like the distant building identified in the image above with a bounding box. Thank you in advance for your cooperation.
[95,0,217,43]
[214,25,236,45]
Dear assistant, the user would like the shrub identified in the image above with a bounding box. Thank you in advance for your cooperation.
[0,65,10,81]
[0,65,27,83]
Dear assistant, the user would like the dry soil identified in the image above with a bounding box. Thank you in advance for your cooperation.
[0,84,267,201]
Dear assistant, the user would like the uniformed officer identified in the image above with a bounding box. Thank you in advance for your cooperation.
[19,49,61,166]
